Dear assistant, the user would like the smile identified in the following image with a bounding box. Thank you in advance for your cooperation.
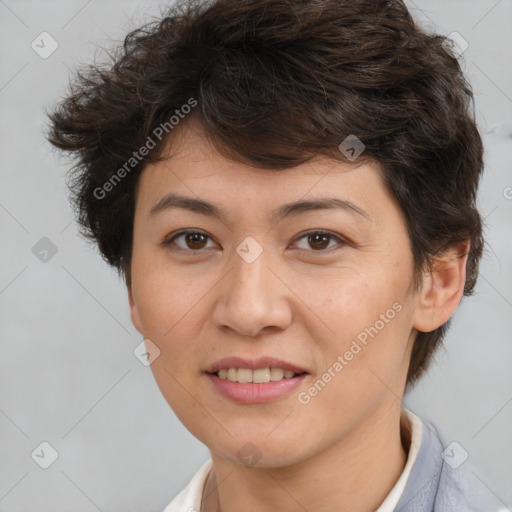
[214,367,303,383]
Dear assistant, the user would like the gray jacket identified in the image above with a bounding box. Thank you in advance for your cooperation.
[396,418,506,511]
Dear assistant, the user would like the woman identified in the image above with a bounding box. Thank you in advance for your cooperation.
[46,0,502,510]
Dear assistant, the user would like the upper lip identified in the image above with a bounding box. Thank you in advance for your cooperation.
[205,356,309,375]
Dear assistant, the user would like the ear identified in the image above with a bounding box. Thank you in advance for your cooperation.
[128,284,143,335]
[413,240,470,333]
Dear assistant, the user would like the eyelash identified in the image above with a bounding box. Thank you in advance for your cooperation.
[162,229,348,255]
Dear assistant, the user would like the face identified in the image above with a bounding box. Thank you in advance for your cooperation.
[128,120,423,469]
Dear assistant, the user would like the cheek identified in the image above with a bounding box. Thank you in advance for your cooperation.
[302,266,414,391]
[131,263,213,423]
[130,262,219,398]
[291,293,413,450]
[308,266,408,342]
[132,256,213,337]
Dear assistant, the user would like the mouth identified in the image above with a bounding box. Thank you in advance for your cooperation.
[205,356,309,381]
[204,356,309,404]
[209,367,307,383]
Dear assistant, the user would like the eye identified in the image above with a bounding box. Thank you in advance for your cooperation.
[292,230,347,253]
[162,229,347,254]
[163,230,217,252]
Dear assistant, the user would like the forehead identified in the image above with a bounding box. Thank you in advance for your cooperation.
[135,119,395,226]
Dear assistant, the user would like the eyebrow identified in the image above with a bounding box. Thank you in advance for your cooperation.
[149,193,370,223]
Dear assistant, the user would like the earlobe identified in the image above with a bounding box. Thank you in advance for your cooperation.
[412,240,470,333]
[128,285,143,335]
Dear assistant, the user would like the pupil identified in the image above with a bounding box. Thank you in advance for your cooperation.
[187,232,206,249]
[310,233,329,250]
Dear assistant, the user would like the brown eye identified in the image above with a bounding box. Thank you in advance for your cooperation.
[293,230,346,253]
[308,233,331,250]
[183,232,208,250]
[164,230,215,251]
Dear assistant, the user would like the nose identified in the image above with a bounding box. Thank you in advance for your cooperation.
[211,241,293,337]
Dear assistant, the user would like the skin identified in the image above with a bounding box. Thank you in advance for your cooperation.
[128,118,469,512]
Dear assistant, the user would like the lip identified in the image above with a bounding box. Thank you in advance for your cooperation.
[205,356,309,375]
[206,372,308,404]
[204,356,310,405]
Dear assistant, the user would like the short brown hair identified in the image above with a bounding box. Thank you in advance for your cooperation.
[46,0,484,388]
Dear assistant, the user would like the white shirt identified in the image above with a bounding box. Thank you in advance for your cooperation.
[163,408,423,512]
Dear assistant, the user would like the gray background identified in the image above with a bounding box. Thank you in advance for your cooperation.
[0,1,510,510]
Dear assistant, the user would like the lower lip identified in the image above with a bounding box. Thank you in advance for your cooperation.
[206,373,308,404]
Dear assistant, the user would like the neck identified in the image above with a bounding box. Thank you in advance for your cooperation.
[201,402,410,512]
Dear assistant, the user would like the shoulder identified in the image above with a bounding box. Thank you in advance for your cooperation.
[396,412,505,512]
[435,447,504,512]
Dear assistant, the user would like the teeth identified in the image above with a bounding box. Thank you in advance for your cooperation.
[237,368,253,383]
[270,368,284,381]
[216,367,299,383]
[253,368,270,383]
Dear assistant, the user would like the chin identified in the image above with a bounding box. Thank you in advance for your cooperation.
[206,432,312,469]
